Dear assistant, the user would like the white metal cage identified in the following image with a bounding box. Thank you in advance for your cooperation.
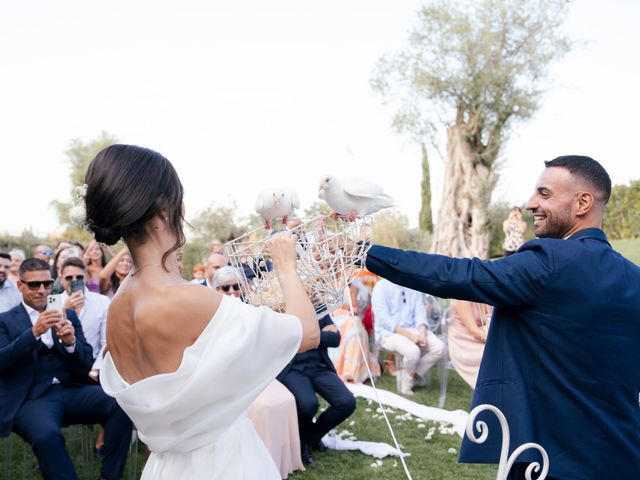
[224,215,372,313]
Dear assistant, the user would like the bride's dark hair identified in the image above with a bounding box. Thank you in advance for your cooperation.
[84,144,185,269]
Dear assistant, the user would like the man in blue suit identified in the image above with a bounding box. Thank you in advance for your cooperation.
[0,258,132,480]
[278,311,356,466]
[364,156,640,479]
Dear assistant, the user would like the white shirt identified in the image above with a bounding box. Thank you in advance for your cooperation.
[371,279,428,344]
[0,280,21,314]
[22,301,75,384]
[60,288,109,370]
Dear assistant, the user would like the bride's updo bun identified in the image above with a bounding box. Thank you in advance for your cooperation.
[84,144,185,264]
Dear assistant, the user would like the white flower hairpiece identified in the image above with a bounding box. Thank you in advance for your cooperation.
[69,184,88,226]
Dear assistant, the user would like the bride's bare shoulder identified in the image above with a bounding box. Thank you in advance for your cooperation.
[134,283,223,343]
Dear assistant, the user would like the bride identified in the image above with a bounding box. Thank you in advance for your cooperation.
[84,144,320,479]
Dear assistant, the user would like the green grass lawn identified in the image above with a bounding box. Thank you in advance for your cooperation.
[291,371,496,480]
[611,238,640,265]
[0,371,494,480]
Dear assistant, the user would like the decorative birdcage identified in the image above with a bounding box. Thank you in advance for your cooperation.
[224,215,372,313]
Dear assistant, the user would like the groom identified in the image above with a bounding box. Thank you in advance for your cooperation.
[0,258,132,480]
[364,156,640,480]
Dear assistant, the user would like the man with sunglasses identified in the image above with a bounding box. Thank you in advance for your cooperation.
[33,244,54,264]
[59,257,110,378]
[0,252,21,313]
[212,266,244,298]
[0,258,132,480]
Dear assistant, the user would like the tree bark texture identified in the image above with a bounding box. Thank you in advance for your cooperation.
[431,125,496,259]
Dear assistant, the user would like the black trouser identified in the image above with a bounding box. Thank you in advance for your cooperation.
[280,368,356,446]
[13,383,133,480]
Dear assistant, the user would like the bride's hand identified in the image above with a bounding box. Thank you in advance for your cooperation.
[265,232,297,276]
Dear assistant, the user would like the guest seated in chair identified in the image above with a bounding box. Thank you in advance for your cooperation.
[329,283,380,384]
[447,300,492,389]
[212,266,244,300]
[0,258,132,480]
[59,255,112,458]
[371,279,445,395]
[277,309,356,466]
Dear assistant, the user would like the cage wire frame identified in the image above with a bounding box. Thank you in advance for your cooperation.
[225,215,373,313]
[225,214,415,479]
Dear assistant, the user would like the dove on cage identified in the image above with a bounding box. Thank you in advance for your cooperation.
[225,214,415,480]
[225,215,372,313]
[255,187,300,230]
[318,175,394,221]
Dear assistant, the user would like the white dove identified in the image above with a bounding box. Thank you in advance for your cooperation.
[255,187,300,230]
[318,175,394,221]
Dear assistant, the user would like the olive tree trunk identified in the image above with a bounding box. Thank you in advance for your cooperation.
[431,125,497,259]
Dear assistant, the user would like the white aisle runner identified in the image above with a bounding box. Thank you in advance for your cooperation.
[345,382,469,437]
[320,383,469,459]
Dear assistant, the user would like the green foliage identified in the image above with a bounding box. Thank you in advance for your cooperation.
[180,239,211,280]
[373,209,431,252]
[611,239,640,266]
[372,0,571,258]
[0,230,40,256]
[51,131,119,233]
[189,201,247,244]
[304,200,333,218]
[419,144,433,233]
[66,131,119,188]
[371,0,571,163]
[603,180,640,240]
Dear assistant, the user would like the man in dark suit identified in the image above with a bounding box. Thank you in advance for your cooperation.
[278,311,356,465]
[364,156,640,480]
[0,258,132,480]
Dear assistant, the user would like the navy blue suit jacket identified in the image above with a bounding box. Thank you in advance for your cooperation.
[277,314,340,379]
[366,228,640,480]
[0,304,94,437]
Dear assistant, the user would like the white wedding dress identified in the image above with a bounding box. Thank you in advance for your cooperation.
[100,295,302,479]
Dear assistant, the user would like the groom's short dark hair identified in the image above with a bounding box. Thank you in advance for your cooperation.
[545,155,611,204]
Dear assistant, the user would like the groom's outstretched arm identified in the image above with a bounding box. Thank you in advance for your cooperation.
[365,242,554,308]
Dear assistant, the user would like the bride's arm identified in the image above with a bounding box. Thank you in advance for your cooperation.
[266,233,320,352]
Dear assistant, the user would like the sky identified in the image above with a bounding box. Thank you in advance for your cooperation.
[1,0,639,237]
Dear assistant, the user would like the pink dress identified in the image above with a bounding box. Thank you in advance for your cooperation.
[329,308,380,383]
[447,302,492,388]
[247,380,304,478]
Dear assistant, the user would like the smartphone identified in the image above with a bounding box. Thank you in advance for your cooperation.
[71,279,85,294]
[46,294,64,312]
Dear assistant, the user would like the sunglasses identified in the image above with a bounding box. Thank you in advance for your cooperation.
[218,284,241,292]
[64,275,85,282]
[36,249,54,256]
[20,280,55,291]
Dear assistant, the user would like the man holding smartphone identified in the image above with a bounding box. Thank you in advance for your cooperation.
[0,257,132,480]
[59,257,110,378]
